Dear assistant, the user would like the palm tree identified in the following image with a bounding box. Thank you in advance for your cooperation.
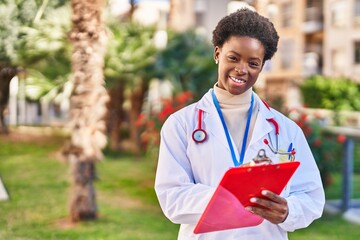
[64,0,109,222]
[104,21,158,153]
[154,30,217,100]
[0,0,25,133]
[0,67,17,134]
[0,0,69,132]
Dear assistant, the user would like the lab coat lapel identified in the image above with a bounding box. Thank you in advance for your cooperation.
[196,91,275,161]
[248,95,275,147]
[197,90,233,151]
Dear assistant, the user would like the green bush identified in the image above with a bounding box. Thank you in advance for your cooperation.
[289,110,346,189]
[301,75,360,111]
[154,30,217,101]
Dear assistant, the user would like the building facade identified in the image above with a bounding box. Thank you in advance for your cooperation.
[254,0,360,109]
[323,0,360,82]
[193,0,325,109]
[187,0,315,109]
[132,0,360,109]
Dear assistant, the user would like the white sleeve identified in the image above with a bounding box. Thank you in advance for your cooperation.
[279,127,325,231]
[154,115,215,225]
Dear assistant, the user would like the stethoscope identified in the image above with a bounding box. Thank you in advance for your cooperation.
[192,109,207,143]
[192,90,254,166]
[192,91,296,165]
[261,101,296,160]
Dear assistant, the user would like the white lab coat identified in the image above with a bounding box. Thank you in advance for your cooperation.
[155,89,325,240]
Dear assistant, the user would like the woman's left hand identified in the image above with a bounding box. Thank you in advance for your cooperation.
[245,190,289,224]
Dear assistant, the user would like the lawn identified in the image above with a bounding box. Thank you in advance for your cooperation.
[0,131,359,239]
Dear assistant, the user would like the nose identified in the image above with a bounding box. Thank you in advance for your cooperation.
[234,63,247,74]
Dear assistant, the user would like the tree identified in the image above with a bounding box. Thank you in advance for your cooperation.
[154,30,217,101]
[104,21,158,152]
[0,68,17,133]
[0,0,32,133]
[16,5,72,116]
[63,0,109,222]
[0,0,68,133]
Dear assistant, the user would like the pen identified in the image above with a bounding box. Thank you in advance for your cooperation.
[288,143,293,160]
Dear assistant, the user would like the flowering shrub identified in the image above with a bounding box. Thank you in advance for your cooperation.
[289,109,346,188]
[136,91,194,155]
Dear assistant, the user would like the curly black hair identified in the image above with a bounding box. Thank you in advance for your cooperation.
[212,8,279,61]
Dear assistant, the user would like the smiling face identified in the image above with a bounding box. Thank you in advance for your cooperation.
[214,36,265,95]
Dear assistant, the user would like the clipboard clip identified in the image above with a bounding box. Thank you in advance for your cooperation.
[248,149,272,166]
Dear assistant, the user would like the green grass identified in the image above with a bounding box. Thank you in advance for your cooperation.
[325,173,360,200]
[289,212,360,240]
[0,134,177,240]
[0,132,359,239]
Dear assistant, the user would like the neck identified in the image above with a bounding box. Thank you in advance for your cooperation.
[214,84,253,106]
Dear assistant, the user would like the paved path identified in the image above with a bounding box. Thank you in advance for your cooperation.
[0,177,9,201]
[325,199,360,224]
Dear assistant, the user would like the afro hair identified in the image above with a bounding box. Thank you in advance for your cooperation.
[212,8,279,61]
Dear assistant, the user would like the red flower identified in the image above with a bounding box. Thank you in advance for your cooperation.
[303,126,313,136]
[299,113,308,122]
[158,105,175,122]
[135,113,146,127]
[313,138,322,147]
[146,119,156,129]
[337,134,346,144]
[176,91,193,105]
[313,111,322,119]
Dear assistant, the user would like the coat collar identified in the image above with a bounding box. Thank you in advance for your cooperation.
[196,89,277,149]
[249,94,276,146]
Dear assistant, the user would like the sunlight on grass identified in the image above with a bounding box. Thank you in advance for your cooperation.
[0,132,359,239]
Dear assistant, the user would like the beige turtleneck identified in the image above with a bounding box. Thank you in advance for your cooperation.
[213,84,259,153]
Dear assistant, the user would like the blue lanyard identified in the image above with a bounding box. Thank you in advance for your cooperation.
[211,90,254,166]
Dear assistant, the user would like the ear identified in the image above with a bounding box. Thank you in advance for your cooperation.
[214,46,220,63]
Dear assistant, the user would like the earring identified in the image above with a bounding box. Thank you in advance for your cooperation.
[215,59,218,64]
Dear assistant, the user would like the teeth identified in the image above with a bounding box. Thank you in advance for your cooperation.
[230,76,246,83]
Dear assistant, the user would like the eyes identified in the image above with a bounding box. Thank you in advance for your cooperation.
[226,55,261,69]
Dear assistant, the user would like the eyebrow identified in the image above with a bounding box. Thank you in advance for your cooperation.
[228,51,262,62]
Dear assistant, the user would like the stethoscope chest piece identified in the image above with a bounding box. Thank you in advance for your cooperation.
[192,109,207,144]
[192,129,207,143]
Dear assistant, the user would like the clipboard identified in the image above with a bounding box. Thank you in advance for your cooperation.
[193,161,300,234]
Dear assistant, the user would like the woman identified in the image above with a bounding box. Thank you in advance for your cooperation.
[154,8,325,240]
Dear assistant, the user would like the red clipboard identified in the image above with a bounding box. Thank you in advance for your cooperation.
[193,161,300,234]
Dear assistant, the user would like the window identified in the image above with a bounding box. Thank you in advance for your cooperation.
[305,0,323,22]
[331,1,347,27]
[355,0,360,26]
[280,39,294,69]
[355,41,360,64]
[307,0,322,8]
[356,0,360,17]
[282,2,293,28]
[331,49,345,75]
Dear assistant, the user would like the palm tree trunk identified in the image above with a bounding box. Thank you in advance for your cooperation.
[66,0,108,222]
[128,79,148,154]
[0,67,18,134]
[107,82,125,151]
